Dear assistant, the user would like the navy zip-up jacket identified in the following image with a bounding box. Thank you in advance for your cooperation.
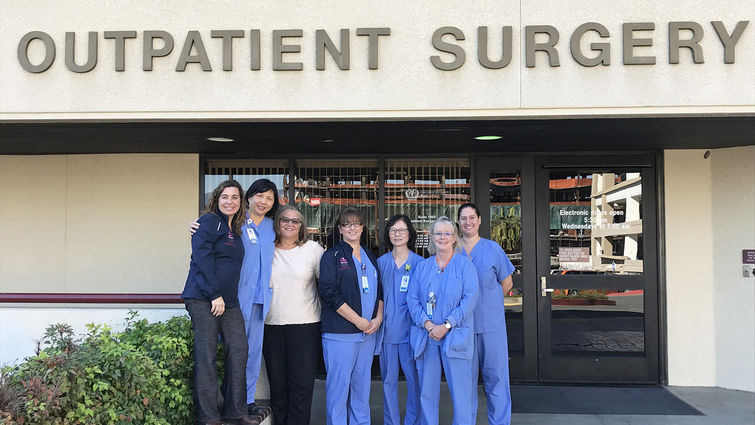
[319,240,382,334]
[181,210,245,307]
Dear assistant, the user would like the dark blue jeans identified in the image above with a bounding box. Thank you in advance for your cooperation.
[185,299,249,423]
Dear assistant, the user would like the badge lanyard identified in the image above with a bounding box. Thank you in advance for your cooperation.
[426,291,436,319]
[246,219,259,244]
[361,264,370,293]
[399,266,410,292]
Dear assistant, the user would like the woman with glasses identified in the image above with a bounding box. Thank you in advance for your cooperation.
[319,207,383,425]
[377,215,423,425]
[407,216,478,425]
[457,203,516,425]
[262,205,325,425]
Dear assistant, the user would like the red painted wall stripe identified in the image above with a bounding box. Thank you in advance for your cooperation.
[0,293,183,304]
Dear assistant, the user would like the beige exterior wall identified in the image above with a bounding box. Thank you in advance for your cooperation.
[0,154,198,294]
[711,146,755,392]
[1,0,753,120]
[665,147,755,392]
[664,150,717,386]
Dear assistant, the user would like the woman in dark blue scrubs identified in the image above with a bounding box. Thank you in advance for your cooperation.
[182,180,257,425]
[318,207,383,425]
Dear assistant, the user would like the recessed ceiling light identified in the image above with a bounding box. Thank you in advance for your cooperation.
[322,139,335,143]
[475,135,502,141]
[206,137,235,143]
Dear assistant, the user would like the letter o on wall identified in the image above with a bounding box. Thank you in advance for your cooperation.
[18,31,56,73]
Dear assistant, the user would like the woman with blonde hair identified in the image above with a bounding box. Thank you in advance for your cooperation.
[407,216,478,425]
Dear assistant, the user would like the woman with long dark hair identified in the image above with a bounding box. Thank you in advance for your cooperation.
[182,179,257,425]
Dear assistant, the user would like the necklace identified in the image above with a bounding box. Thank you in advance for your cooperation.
[436,253,453,273]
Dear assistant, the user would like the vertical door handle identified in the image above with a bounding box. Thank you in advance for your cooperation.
[541,276,554,297]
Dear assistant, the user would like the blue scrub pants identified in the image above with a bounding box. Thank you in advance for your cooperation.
[379,342,420,425]
[471,329,511,425]
[416,343,474,425]
[322,334,377,425]
[242,303,265,405]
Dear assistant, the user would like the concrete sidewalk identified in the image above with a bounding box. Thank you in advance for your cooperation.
[299,380,755,425]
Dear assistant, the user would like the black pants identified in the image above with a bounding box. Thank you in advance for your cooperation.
[185,299,249,424]
[262,322,321,425]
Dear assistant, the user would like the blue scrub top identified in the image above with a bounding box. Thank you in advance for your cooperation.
[461,238,515,334]
[408,254,478,346]
[238,215,275,314]
[378,251,424,344]
[323,247,379,343]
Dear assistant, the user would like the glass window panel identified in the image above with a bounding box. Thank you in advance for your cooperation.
[204,160,289,208]
[384,159,470,257]
[550,289,645,355]
[549,171,644,275]
[295,159,379,255]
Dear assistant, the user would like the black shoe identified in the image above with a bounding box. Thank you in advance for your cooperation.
[224,416,261,425]
[247,402,271,417]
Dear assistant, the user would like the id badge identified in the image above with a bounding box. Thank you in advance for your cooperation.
[426,302,433,318]
[246,228,258,244]
[361,275,370,293]
[399,275,410,292]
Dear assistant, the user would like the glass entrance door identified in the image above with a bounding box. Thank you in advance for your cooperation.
[475,155,660,384]
[534,156,659,383]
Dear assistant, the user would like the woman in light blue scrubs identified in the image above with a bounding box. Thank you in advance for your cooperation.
[319,207,383,425]
[407,216,478,425]
[377,215,423,425]
[458,202,515,425]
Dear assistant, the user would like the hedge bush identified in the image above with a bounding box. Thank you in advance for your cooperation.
[0,312,225,425]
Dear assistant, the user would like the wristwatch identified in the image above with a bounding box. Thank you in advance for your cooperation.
[444,320,452,330]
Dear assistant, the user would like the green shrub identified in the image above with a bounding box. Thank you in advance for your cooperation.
[1,312,234,425]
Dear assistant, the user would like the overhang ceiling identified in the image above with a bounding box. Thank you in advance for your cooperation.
[0,116,752,155]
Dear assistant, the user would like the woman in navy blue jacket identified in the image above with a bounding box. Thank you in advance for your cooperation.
[318,207,383,425]
[182,180,257,425]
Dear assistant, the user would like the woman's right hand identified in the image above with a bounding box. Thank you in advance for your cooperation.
[210,296,225,316]
[189,219,200,235]
[355,317,371,332]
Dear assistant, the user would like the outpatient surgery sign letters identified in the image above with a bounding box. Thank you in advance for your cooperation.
[16,21,750,74]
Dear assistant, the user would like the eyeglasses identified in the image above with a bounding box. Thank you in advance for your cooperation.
[280,217,302,226]
[433,232,453,238]
[340,222,363,229]
[389,228,409,235]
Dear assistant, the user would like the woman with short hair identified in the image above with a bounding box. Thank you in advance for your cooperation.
[378,215,423,425]
[262,205,325,425]
[318,207,383,425]
[407,216,478,425]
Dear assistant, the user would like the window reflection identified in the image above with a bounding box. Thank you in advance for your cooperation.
[549,172,643,274]
[385,159,470,257]
[295,159,379,255]
[204,160,289,207]
[550,289,645,355]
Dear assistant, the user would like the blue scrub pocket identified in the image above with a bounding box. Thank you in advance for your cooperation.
[443,326,473,360]
[410,326,428,359]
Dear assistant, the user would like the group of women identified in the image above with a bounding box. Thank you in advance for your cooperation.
[182,178,515,425]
